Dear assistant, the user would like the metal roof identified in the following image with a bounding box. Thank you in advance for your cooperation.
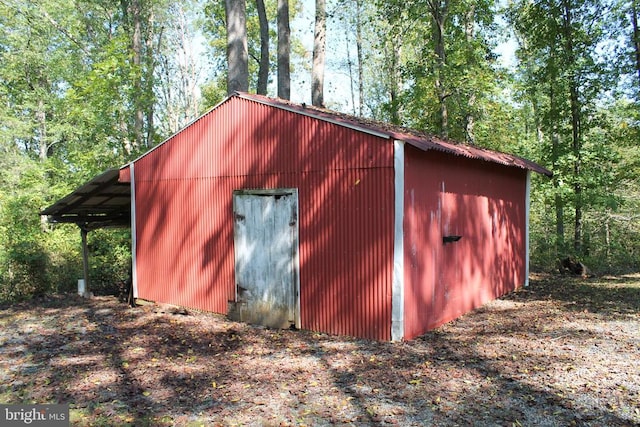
[41,93,551,230]
[40,168,131,230]
[234,92,553,177]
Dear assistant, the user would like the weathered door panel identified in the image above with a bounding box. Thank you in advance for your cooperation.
[232,189,299,329]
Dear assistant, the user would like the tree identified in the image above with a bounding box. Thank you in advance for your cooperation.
[256,0,270,94]
[118,0,164,153]
[204,0,303,99]
[631,0,640,91]
[312,0,326,106]
[357,0,499,140]
[277,0,290,99]
[0,0,188,301]
[426,0,451,138]
[609,0,640,99]
[226,0,249,94]
[156,2,206,134]
[508,0,615,257]
[0,0,78,162]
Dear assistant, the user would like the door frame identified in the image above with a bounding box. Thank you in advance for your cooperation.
[232,188,301,329]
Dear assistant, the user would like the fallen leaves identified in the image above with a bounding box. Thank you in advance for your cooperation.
[0,276,638,426]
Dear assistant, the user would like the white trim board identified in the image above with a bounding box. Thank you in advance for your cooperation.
[391,140,405,341]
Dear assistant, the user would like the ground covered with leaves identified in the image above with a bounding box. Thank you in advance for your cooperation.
[1,274,638,426]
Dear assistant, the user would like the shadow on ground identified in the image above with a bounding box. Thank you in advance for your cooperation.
[0,274,638,426]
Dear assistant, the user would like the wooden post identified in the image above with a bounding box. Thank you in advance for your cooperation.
[80,226,90,297]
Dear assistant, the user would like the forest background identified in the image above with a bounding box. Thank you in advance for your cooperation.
[1,0,639,302]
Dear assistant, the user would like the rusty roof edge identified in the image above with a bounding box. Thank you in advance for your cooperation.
[234,92,552,177]
[395,133,553,177]
[234,92,393,140]
[113,92,552,178]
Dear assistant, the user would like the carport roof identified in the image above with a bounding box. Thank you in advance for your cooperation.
[40,168,131,230]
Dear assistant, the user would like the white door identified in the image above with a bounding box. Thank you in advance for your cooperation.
[233,189,299,329]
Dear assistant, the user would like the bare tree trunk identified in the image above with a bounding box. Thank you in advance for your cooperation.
[550,71,565,254]
[355,0,364,116]
[277,0,291,99]
[561,0,583,254]
[145,8,156,148]
[37,98,47,161]
[226,0,249,94]
[312,0,326,107]
[346,31,356,115]
[256,0,269,95]
[389,36,402,125]
[428,0,449,138]
[464,5,475,144]
[553,131,565,253]
[632,0,640,94]
[132,0,143,150]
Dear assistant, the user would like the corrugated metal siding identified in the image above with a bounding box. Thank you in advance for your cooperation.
[299,169,394,340]
[133,96,394,340]
[135,177,237,313]
[403,147,527,340]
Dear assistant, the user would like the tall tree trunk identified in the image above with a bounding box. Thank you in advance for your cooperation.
[561,0,583,253]
[37,98,47,161]
[355,0,364,116]
[277,0,291,100]
[256,0,269,95]
[132,0,143,151]
[632,0,640,94]
[464,5,475,144]
[312,0,326,107]
[549,55,565,255]
[428,0,449,138]
[388,34,402,125]
[346,30,356,115]
[552,130,565,254]
[144,8,156,148]
[226,0,249,94]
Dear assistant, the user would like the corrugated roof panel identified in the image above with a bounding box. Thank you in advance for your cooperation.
[236,92,552,177]
[41,168,131,228]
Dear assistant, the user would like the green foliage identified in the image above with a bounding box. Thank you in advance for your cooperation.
[87,230,132,296]
[353,0,502,143]
[0,0,155,302]
[202,0,302,96]
[0,153,131,302]
[200,76,229,111]
[1,0,640,302]
[0,154,79,303]
[504,0,634,270]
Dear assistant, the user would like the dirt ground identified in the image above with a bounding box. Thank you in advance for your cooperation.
[1,273,638,426]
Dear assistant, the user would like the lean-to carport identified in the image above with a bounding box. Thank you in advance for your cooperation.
[40,168,131,294]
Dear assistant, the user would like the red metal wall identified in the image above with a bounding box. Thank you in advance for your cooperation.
[132,97,395,340]
[403,146,527,340]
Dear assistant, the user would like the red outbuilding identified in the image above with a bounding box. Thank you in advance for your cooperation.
[43,92,551,341]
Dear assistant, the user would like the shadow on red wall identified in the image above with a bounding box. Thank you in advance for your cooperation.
[404,147,527,339]
[133,97,395,340]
